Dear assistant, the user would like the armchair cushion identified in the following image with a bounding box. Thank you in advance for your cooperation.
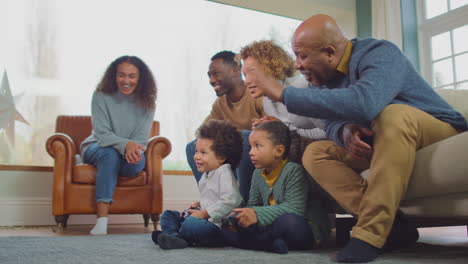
[360,131,468,201]
[73,164,147,186]
[437,89,468,118]
[404,131,468,201]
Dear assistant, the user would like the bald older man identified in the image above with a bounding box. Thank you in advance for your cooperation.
[254,14,467,263]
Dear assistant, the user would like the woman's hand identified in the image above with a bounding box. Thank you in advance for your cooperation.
[233,208,258,228]
[342,124,373,160]
[252,115,280,129]
[125,141,145,164]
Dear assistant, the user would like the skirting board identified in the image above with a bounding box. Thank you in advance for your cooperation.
[0,198,193,226]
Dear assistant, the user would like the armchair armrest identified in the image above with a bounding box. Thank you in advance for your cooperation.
[46,133,77,215]
[145,136,171,183]
[146,136,171,159]
[145,136,171,212]
[46,133,77,159]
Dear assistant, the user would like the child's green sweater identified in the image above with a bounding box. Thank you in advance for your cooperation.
[247,161,331,243]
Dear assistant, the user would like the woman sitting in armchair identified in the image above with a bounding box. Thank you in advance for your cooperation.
[80,55,157,235]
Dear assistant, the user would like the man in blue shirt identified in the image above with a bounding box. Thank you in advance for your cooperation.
[254,14,467,263]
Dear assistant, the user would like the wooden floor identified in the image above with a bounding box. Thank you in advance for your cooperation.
[0,224,467,248]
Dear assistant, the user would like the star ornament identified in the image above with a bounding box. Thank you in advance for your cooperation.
[0,70,30,146]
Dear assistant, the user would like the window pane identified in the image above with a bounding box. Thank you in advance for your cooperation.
[431,32,452,60]
[425,0,448,19]
[450,0,468,9]
[456,81,468,89]
[0,0,302,168]
[453,24,468,54]
[433,58,454,86]
[455,53,468,81]
[437,85,455,90]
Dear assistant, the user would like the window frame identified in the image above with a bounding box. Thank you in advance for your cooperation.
[0,164,193,175]
[417,0,468,89]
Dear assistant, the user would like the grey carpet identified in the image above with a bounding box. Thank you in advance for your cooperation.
[0,234,467,264]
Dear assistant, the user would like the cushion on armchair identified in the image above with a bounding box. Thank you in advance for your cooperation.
[360,131,468,202]
[73,164,147,186]
[436,89,468,119]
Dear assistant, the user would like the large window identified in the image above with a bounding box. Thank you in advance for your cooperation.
[418,0,468,89]
[0,0,300,169]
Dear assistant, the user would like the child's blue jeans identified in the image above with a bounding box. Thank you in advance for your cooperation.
[160,210,226,246]
[221,213,315,252]
[83,143,146,202]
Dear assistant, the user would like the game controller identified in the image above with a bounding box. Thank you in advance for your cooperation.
[221,212,239,228]
[181,206,201,218]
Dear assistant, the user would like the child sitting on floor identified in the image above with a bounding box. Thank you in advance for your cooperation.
[221,120,330,254]
[152,120,243,249]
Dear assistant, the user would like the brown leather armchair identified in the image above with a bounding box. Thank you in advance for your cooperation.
[46,115,171,231]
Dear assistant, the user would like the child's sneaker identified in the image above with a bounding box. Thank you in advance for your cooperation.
[151,230,162,245]
[157,234,188,249]
[271,238,288,254]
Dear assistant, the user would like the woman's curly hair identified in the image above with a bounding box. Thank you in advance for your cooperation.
[196,120,243,168]
[96,55,157,110]
[238,40,295,81]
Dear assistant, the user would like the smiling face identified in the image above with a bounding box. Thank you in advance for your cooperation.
[207,58,236,97]
[242,56,267,99]
[248,130,284,174]
[116,62,140,96]
[291,39,336,86]
[193,138,226,173]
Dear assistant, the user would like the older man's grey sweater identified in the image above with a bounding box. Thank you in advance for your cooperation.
[281,38,467,145]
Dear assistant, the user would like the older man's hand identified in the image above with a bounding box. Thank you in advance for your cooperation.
[342,124,374,160]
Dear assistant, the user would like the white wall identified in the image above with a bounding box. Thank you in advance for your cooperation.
[0,170,199,226]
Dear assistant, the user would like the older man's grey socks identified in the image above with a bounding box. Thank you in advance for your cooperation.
[335,210,419,263]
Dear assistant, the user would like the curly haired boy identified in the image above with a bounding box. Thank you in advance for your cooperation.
[153,120,244,249]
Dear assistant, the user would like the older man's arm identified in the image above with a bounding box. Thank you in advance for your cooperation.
[259,42,408,122]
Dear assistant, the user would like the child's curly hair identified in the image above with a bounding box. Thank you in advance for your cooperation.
[237,40,295,81]
[253,120,302,162]
[196,120,243,168]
